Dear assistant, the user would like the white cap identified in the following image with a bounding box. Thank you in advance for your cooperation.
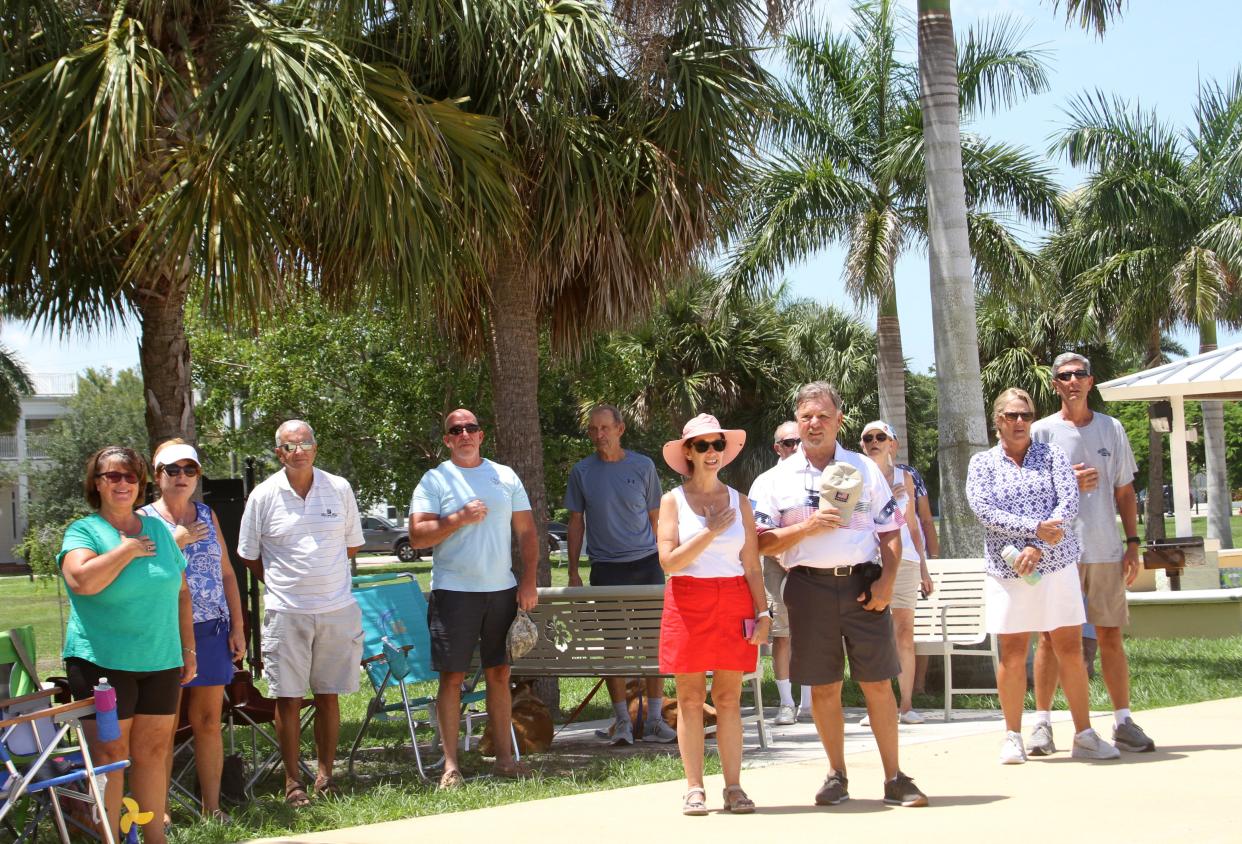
[860,420,897,440]
[154,443,200,470]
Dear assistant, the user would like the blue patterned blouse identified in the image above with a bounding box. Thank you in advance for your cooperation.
[965,441,1080,580]
[139,500,228,622]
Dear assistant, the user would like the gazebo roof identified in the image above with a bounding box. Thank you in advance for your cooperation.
[1097,342,1242,402]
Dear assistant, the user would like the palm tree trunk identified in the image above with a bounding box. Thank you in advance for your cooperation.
[917,0,987,557]
[1199,320,1233,548]
[876,286,908,464]
[133,276,197,455]
[1144,330,1166,541]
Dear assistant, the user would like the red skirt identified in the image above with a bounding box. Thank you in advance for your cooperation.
[659,575,758,674]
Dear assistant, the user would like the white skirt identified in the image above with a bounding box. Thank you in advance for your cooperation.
[985,563,1085,634]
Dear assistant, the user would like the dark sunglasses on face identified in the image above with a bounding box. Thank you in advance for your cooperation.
[861,433,889,444]
[447,423,482,436]
[161,464,200,478]
[691,438,727,453]
[97,471,138,485]
[777,438,801,448]
[278,442,315,453]
[1001,411,1035,422]
[1054,370,1091,382]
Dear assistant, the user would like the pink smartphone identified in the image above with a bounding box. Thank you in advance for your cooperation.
[742,618,756,638]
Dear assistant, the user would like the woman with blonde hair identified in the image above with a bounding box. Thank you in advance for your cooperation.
[657,413,770,815]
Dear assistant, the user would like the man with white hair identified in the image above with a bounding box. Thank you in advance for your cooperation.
[238,419,365,807]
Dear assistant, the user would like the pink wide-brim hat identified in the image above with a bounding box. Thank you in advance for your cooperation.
[662,413,747,477]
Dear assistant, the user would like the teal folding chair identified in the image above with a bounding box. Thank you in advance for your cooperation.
[347,573,517,779]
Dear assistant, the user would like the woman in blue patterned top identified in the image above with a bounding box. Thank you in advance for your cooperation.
[967,388,1119,764]
[140,439,246,822]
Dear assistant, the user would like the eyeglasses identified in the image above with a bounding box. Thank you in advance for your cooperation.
[776,438,800,448]
[1001,411,1035,422]
[861,432,889,444]
[1054,370,1091,382]
[97,471,138,485]
[447,423,482,436]
[161,464,200,478]
[278,442,316,453]
[691,438,727,453]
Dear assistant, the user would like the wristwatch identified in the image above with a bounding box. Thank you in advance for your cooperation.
[1126,536,1142,545]
[756,605,775,621]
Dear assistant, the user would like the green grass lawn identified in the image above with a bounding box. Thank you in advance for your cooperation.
[4,570,1241,843]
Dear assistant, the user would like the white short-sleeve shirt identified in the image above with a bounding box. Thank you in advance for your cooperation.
[749,445,901,569]
[237,467,364,614]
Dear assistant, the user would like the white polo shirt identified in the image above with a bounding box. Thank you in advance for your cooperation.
[238,467,364,614]
[749,445,901,569]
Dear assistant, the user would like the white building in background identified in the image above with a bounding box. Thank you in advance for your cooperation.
[0,373,76,565]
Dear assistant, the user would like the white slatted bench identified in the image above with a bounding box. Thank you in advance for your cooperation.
[914,558,998,720]
[511,585,769,747]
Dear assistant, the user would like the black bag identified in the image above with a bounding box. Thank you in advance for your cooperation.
[856,561,884,612]
[220,753,247,805]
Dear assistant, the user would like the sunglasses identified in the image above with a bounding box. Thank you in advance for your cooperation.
[161,464,200,478]
[447,423,482,436]
[1001,411,1035,422]
[1054,370,1091,382]
[97,471,139,485]
[777,438,800,448]
[691,438,727,453]
[278,442,316,453]
[861,432,889,444]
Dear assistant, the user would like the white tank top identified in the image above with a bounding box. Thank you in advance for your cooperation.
[892,466,920,563]
[671,485,746,578]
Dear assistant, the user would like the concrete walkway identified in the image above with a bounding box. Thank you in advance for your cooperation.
[253,697,1241,844]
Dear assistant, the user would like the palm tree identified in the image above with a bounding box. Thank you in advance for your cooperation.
[729,0,1059,469]
[407,0,773,577]
[0,3,513,455]
[1051,77,1242,544]
[916,0,1128,555]
[0,342,33,433]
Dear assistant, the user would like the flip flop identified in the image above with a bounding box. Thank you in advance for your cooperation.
[284,782,311,808]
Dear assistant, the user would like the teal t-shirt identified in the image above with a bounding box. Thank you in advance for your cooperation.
[56,514,187,672]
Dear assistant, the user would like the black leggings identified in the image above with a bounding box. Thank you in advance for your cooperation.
[65,657,181,720]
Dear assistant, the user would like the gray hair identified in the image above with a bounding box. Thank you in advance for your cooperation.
[795,381,843,414]
[588,404,623,425]
[1052,352,1091,374]
[773,420,798,443]
[275,419,316,447]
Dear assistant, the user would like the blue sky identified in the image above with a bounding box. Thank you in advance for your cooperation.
[9,0,1242,377]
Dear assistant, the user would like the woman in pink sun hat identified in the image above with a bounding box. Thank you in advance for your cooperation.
[656,413,770,816]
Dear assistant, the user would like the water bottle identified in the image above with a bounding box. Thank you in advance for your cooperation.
[1001,545,1042,586]
[94,678,120,742]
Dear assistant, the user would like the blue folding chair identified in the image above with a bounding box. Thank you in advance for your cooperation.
[347,573,517,779]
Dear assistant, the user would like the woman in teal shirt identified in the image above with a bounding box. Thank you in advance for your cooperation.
[58,446,195,844]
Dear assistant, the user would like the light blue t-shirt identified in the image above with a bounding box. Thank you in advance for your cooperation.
[410,458,531,592]
[563,451,661,563]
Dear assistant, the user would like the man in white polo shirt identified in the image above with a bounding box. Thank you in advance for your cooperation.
[237,419,364,807]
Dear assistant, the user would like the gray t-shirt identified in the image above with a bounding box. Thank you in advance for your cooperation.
[1031,411,1137,564]
[563,451,661,563]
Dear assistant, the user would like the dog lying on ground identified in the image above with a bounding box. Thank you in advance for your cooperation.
[597,679,716,740]
[479,680,554,755]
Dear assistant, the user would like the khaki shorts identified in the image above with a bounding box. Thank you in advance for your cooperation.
[262,603,363,697]
[889,557,923,611]
[761,557,791,637]
[1079,560,1129,628]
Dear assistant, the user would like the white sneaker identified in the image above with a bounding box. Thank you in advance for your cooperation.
[773,704,797,726]
[1071,728,1121,760]
[1026,721,1055,757]
[858,713,870,727]
[999,731,1027,765]
[899,709,925,725]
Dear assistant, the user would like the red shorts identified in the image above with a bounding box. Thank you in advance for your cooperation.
[659,576,758,674]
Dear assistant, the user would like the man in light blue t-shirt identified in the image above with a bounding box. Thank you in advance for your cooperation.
[564,404,674,745]
[410,408,538,788]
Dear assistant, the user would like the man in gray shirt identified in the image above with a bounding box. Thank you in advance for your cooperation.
[565,404,674,745]
[1029,352,1155,755]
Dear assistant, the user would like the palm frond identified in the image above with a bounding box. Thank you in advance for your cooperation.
[956,15,1050,117]
[1049,0,1127,38]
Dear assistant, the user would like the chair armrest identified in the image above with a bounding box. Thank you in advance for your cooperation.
[0,687,58,710]
[0,697,95,729]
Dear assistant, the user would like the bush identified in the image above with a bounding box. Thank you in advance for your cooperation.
[14,519,73,579]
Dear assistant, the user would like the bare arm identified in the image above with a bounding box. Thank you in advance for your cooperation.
[737,498,771,644]
[409,500,485,548]
[211,512,248,660]
[512,510,538,610]
[567,510,585,586]
[915,493,940,557]
[61,538,153,596]
[902,474,926,563]
[1116,482,1141,585]
[178,574,197,685]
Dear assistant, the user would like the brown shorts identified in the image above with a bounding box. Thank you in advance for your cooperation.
[1079,560,1129,628]
[784,565,899,685]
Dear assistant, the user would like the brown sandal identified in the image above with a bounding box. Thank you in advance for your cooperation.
[722,784,755,814]
[682,787,708,816]
[284,781,311,808]
[493,759,533,779]
[438,769,465,791]
[313,775,341,798]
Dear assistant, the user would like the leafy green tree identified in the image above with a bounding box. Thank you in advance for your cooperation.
[0,340,33,432]
[0,2,512,456]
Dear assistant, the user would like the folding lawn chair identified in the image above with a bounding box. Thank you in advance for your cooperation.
[224,669,316,796]
[347,573,518,779]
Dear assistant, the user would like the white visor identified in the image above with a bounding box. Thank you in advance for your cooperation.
[154,443,200,469]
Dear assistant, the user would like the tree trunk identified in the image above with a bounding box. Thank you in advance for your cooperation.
[1199,320,1233,548]
[1143,330,1166,541]
[133,275,197,456]
[485,253,557,713]
[917,0,987,557]
[876,287,909,464]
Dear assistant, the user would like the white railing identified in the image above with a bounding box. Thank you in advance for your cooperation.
[30,373,78,396]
